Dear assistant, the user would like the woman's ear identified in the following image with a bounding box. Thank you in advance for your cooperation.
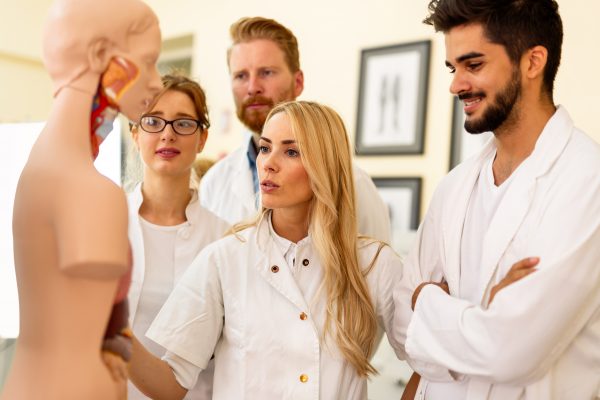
[130,123,140,148]
[87,37,114,74]
[196,128,208,154]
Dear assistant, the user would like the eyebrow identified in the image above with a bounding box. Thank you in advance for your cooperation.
[259,137,296,145]
[145,111,198,119]
[445,51,485,67]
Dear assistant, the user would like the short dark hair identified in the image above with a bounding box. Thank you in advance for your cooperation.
[424,0,563,99]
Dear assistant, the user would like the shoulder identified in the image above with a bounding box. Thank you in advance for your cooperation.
[198,225,255,259]
[357,240,403,301]
[201,146,246,183]
[194,204,231,233]
[566,128,600,170]
[358,239,402,275]
[351,163,377,189]
[199,147,247,205]
[59,174,127,217]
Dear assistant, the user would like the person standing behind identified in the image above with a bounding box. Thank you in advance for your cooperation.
[200,17,392,242]
[127,74,229,400]
[394,1,600,399]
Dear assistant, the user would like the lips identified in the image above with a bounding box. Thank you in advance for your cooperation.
[156,147,180,159]
[260,180,279,193]
[459,92,485,114]
[246,103,269,109]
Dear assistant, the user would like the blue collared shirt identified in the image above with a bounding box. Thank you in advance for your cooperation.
[246,136,259,199]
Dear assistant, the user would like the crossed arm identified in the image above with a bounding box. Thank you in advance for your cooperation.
[400,257,539,400]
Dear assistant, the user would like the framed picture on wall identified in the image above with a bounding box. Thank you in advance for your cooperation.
[449,96,493,169]
[373,176,421,235]
[355,40,430,155]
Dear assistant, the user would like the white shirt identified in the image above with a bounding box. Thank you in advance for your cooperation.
[394,106,600,400]
[460,153,519,303]
[427,154,521,399]
[146,214,405,400]
[133,218,180,358]
[126,183,230,400]
[200,136,392,242]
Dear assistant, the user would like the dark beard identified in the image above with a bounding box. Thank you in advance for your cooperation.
[461,68,521,134]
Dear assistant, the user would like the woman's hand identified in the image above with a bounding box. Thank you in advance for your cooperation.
[489,257,539,304]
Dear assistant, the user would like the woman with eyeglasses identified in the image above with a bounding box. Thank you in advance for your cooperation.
[126,74,229,400]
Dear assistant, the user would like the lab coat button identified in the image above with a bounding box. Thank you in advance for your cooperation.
[302,259,309,266]
[300,312,307,320]
[271,265,279,273]
[299,374,308,383]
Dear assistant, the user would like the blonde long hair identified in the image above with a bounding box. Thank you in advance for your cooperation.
[234,101,378,376]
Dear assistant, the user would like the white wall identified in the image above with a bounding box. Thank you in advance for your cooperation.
[144,0,600,213]
[2,0,599,211]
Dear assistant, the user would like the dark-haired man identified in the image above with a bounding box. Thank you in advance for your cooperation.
[394,1,600,399]
[200,17,391,242]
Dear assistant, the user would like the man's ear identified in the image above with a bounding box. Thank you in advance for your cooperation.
[524,45,548,80]
[293,70,304,98]
[88,38,114,74]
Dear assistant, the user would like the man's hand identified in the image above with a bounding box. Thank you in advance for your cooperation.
[412,281,449,310]
[489,257,539,304]
[101,350,128,400]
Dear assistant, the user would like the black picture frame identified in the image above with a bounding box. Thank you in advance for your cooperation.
[449,96,493,170]
[373,177,422,234]
[355,40,431,155]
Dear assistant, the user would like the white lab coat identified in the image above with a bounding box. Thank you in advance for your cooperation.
[199,139,392,242]
[146,215,406,400]
[127,183,230,400]
[393,106,600,399]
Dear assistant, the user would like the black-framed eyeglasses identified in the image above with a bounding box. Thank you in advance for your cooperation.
[139,115,203,136]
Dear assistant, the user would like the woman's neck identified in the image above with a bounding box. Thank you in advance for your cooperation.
[271,207,310,243]
[139,172,192,226]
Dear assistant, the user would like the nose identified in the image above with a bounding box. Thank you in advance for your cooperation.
[160,124,177,142]
[258,151,278,175]
[449,69,470,96]
[247,73,263,96]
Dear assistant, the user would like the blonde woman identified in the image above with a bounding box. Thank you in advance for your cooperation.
[129,101,405,399]
[126,74,229,399]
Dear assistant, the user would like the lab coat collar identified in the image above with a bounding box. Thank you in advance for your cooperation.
[444,106,574,304]
[251,212,311,312]
[267,212,311,261]
[127,182,199,322]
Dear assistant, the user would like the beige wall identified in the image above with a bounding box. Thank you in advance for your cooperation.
[2,0,598,214]
[0,52,52,122]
